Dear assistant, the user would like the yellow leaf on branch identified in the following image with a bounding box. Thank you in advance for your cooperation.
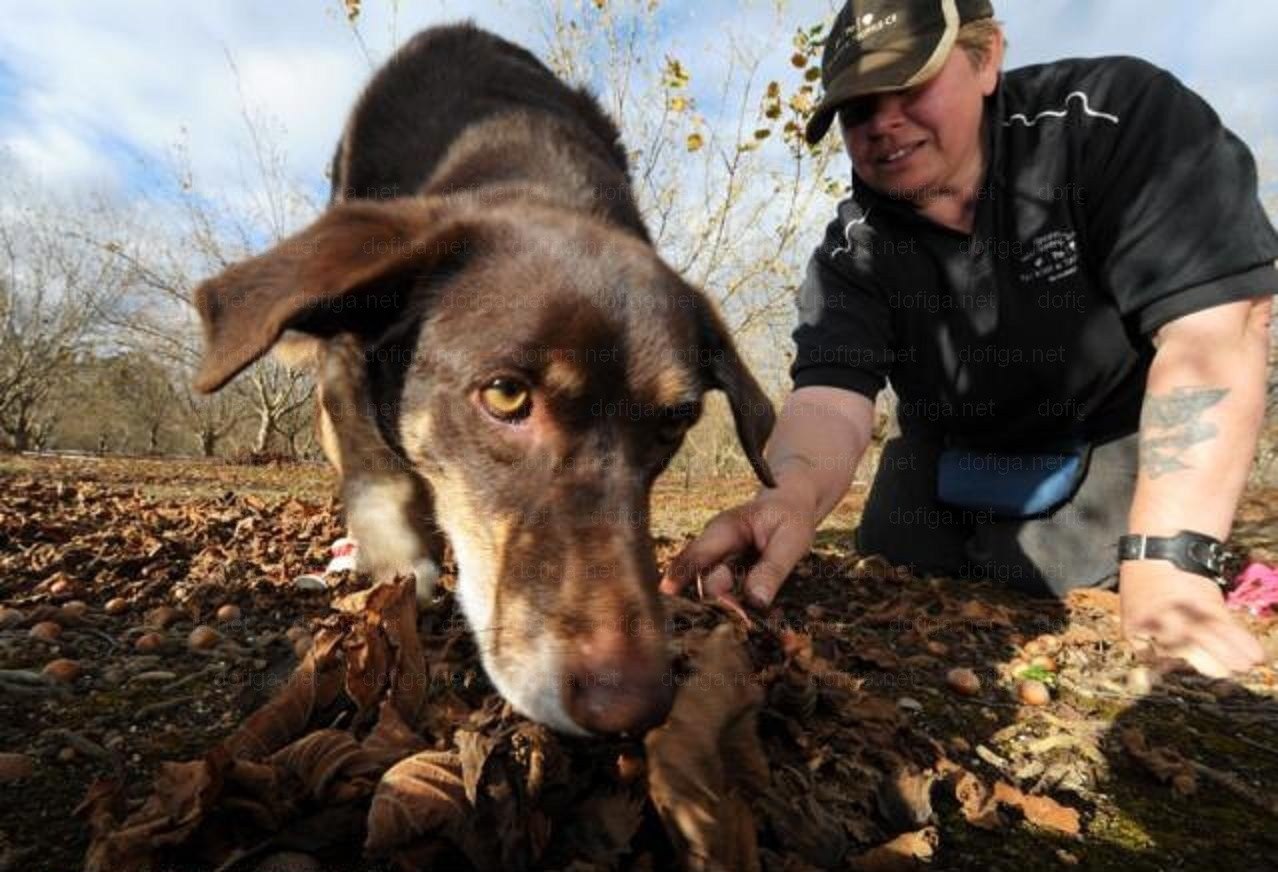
[663,57,691,89]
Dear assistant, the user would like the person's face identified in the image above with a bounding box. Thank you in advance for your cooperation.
[839,38,1002,202]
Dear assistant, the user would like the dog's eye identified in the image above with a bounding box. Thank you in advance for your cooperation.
[480,378,532,421]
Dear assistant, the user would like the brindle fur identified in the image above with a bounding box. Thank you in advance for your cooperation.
[191,23,774,735]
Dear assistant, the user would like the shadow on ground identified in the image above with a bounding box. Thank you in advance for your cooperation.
[780,533,1278,870]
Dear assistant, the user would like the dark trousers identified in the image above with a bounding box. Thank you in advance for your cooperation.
[856,432,1139,598]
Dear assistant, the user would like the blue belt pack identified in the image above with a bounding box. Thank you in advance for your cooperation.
[936,444,1091,519]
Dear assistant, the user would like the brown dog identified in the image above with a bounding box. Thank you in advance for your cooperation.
[191,24,775,736]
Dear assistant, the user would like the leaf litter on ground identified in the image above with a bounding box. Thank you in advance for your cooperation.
[1,457,1277,870]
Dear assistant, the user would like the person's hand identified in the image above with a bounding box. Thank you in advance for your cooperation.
[1120,561,1265,678]
[659,486,818,610]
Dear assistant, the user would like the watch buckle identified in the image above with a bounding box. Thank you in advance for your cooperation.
[1188,539,1226,576]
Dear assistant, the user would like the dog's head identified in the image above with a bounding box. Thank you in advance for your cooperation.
[192,197,775,735]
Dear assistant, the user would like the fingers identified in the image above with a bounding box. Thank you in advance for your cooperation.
[1126,609,1264,678]
[742,517,811,609]
[1179,647,1232,679]
[700,563,735,600]
[659,508,751,596]
[1187,617,1265,675]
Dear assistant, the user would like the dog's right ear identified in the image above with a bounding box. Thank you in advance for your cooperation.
[192,199,470,393]
[693,296,778,488]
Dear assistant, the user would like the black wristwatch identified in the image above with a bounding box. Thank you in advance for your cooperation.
[1117,530,1236,589]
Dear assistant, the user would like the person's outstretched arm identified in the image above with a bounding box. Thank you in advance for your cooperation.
[1121,295,1272,676]
[661,385,875,608]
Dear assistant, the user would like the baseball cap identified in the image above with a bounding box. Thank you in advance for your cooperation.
[805,0,995,144]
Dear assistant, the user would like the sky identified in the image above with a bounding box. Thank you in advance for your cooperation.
[2,0,1275,207]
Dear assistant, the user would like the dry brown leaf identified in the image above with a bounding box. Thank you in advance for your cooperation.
[341,627,389,714]
[566,791,648,866]
[756,771,849,868]
[1120,727,1198,796]
[940,763,1079,836]
[861,598,917,627]
[876,766,936,832]
[224,637,346,760]
[448,724,558,869]
[508,722,566,801]
[958,599,1014,629]
[77,780,132,872]
[362,697,430,768]
[848,694,906,730]
[849,826,939,871]
[1066,588,1120,614]
[364,749,469,856]
[645,623,766,872]
[81,757,225,872]
[990,781,1081,835]
[945,769,1003,830]
[271,729,384,804]
[779,627,813,664]
[334,579,429,723]
[77,572,436,870]
[456,727,501,806]
[221,756,291,831]
[851,645,902,670]
[768,662,818,720]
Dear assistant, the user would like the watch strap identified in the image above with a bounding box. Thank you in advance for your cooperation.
[1118,530,1234,587]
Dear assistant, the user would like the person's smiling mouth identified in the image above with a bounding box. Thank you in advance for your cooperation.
[876,139,927,166]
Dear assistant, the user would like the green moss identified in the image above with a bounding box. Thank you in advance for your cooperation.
[1015,664,1056,686]
[1087,802,1157,852]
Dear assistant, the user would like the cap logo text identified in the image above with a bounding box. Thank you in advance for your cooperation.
[847,11,899,44]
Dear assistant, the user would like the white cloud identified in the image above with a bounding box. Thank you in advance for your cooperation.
[3,117,115,189]
[0,0,1273,206]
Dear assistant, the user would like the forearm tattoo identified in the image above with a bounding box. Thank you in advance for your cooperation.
[1138,386,1228,478]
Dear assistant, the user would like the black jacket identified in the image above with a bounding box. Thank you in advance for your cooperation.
[791,56,1278,449]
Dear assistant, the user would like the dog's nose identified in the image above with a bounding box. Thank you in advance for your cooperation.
[563,634,673,735]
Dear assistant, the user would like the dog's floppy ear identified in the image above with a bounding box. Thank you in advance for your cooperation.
[192,199,468,393]
[695,296,777,488]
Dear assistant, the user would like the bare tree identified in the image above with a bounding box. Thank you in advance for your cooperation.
[97,350,179,454]
[247,363,315,454]
[533,1,845,476]
[84,94,322,459]
[540,2,844,366]
[0,178,129,451]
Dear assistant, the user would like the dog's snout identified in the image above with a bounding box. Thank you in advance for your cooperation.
[563,629,673,735]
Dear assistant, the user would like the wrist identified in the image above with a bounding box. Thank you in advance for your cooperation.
[1120,560,1226,600]
[763,458,824,517]
[1118,530,1237,588]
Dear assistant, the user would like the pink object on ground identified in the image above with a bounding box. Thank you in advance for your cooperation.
[1227,561,1278,617]
[326,537,360,574]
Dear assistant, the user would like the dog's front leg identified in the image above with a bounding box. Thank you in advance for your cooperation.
[316,336,446,603]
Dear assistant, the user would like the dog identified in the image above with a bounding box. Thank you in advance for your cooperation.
[191,23,776,736]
